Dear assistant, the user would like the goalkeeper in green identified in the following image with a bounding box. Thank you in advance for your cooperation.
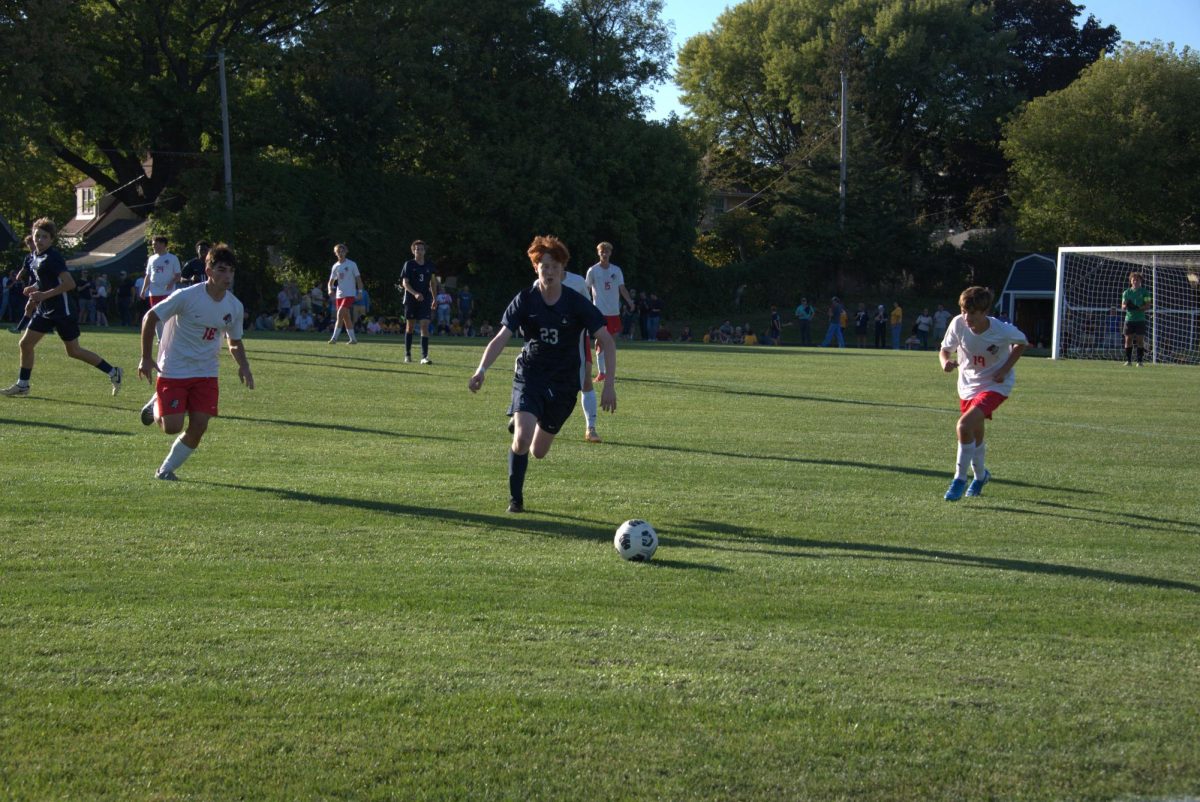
[1121,272,1152,367]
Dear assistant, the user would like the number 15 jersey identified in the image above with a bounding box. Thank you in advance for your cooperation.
[502,285,605,388]
[153,283,246,379]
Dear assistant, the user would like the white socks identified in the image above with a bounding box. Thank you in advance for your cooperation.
[581,390,597,429]
[955,442,976,481]
[971,442,986,479]
[160,436,195,474]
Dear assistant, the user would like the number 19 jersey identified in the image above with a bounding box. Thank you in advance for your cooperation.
[502,285,605,388]
[154,283,245,379]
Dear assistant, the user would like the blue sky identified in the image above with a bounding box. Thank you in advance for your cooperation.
[648,0,1200,119]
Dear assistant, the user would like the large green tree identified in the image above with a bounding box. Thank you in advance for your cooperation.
[1003,43,1200,247]
[0,0,334,219]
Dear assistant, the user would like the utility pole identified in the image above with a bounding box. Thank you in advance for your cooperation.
[839,69,848,230]
[218,49,233,211]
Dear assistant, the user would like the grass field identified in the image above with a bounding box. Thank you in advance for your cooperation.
[2,329,1198,801]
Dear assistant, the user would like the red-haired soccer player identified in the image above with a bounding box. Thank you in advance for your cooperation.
[468,236,617,512]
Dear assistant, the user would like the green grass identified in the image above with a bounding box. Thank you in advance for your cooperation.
[2,330,1198,801]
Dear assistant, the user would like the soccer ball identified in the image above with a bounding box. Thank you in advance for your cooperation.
[614,519,658,562]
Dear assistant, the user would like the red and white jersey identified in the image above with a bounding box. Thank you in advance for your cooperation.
[584,263,625,316]
[153,283,245,379]
[329,259,361,299]
[144,252,182,296]
[941,315,1029,400]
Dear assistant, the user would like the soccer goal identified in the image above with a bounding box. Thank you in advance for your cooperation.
[1052,245,1200,364]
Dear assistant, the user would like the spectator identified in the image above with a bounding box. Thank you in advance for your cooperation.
[646,292,664,342]
[932,303,951,344]
[116,272,134,327]
[794,297,814,345]
[731,326,745,345]
[636,290,649,341]
[890,301,904,350]
[435,287,453,334]
[873,304,887,348]
[904,332,921,350]
[679,325,693,342]
[656,324,671,341]
[353,285,369,326]
[718,320,734,344]
[915,307,934,350]
[276,286,291,318]
[819,296,846,348]
[76,270,96,326]
[254,311,274,331]
[854,302,869,347]
[457,284,473,324]
[366,316,383,335]
[620,289,637,340]
[703,326,719,344]
[94,274,110,327]
[743,325,758,346]
[450,317,464,336]
[274,310,292,331]
[295,308,314,332]
[478,320,495,338]
[768,305,784,346]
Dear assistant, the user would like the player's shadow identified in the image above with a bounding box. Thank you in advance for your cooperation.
[193,481,728,572]
[0,416,135,438]
[602,440,1095,494]
[221,414,461,442]
[993,500,1200,536]
[672,518,1199,593]
[621,375,946,412]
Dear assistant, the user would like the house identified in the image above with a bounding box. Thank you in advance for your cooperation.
[699,186,756,231]
[61,177,148,279]
[998,253,1055,348]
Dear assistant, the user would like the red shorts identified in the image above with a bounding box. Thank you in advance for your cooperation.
[603,315,621,336]
[335,297,355,310]
[148,295,168,307]
[960,390,1007,420]
[157,376,219,417]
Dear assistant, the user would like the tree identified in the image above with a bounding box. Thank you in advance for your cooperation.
[0,0,333,219]
[1003,43,1200,247]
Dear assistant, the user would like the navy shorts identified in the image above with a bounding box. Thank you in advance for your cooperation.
[28,312,81,342]
[510,380,577,435]
[404,298,432,321]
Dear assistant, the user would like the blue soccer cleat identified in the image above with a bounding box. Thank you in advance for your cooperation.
[944,478,968,501]
[966,469,991,497]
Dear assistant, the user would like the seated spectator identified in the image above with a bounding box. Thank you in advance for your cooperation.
[656,324,671,341]
[678,325,692,342]
[449,317,464,336]
[732,326,745,345]
[366,317,382,335]
[295,308,315,332]
[904,332,922,350]
[312,309,330,332]
[703,326,719,344]
[743,326,758,346]
[274,310,292,331]
[254,311,274,331]
[478,320,495,338]
[463,317,476,337]
[718,319,734,342]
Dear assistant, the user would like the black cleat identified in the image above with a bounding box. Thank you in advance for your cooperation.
[507,500,524,513]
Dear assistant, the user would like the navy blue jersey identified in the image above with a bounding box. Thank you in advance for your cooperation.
[400,260,436,299]
[24,248,72,318]
[502,285,605,388]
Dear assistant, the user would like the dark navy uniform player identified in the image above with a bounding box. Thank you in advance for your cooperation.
[399,240,437,364]
[2,217,123,398]
[468,235,617,512]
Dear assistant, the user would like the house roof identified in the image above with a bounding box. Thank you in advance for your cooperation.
[66,218,148,277]
[1001,253,1055,295]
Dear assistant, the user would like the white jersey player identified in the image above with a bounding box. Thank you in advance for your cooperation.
[327,243,362,344]
[938,285,1028,501]
[137,243,254,481]
[140,236,181,304]
[583,242,634,380]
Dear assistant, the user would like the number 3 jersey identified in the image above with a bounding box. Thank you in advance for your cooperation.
[153,283,245,379]
[940,315,1029,400]
[502,285,605,389]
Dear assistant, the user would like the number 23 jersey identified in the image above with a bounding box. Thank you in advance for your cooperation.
[153,283,245,379]
[502,285,605,388]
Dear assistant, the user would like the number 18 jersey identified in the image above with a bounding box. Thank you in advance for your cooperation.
[153,283,245,379]
[502,285,605,388]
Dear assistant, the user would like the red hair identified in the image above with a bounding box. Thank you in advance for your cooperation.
[527,235,570,270]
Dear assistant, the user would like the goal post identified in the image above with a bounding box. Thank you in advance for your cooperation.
[1052,245,1200,364]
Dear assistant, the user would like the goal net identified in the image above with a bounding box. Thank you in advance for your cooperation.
[1052,246,1200,364]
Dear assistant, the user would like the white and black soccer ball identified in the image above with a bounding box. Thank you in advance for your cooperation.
[614,519,658,562]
